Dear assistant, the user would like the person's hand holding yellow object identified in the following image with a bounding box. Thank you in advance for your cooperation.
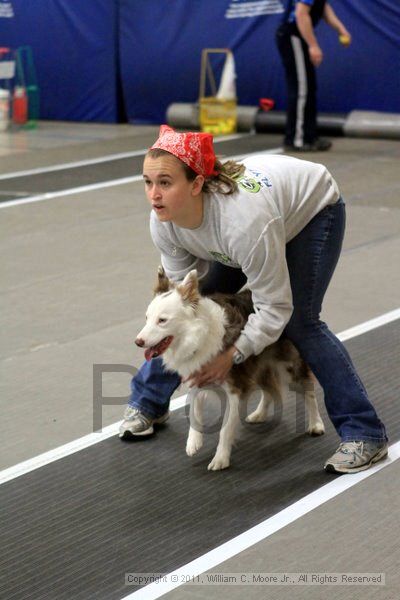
[339,34,351,47]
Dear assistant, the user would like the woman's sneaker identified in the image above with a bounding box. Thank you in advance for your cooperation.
[324,440,388,474]
[119,406,170,439]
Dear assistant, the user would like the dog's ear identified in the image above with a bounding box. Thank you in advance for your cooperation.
[154,265,172,295]
[177,270,200,306]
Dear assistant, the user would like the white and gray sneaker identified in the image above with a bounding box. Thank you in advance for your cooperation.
[324,440,388,474]
[119,406,170,439]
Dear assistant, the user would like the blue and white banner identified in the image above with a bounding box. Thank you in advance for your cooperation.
[0,1,14,19]
[225,0,284,19]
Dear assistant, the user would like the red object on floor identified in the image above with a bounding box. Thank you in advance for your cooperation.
[12,86,28,124]
[259,98,275,111]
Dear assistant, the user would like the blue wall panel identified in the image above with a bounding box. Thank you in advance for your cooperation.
[0,0,119,122]
[119,0,286,123]
[315,0,400,114]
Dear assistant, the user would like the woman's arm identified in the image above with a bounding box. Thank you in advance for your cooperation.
[234,216,294,360]
[295,2,323,66]
[186,217,293,388]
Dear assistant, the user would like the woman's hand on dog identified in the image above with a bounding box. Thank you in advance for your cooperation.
[185,347,236,388]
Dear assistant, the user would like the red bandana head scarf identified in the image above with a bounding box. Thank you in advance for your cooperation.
[150,125,219,177]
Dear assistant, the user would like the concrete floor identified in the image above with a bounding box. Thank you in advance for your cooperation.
[0,122,399,599]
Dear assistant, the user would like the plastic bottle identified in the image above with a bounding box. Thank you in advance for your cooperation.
[0,88,10,131]
[12,86,28,124]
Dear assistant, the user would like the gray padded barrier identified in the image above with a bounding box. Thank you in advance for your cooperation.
[255,110,346,136]
[167,103,400,140]
[166,102,200,129]
[166,102,345,134]
[344,110,400,139]
[166,103,258,132]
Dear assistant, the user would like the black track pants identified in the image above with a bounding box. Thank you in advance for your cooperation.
[276,26,317,146]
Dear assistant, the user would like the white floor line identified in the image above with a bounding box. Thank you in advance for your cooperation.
[337,307,400,342]
[0,305,398,486]
[0,146,283,210]
[122,441,400,600]
[0,149,152,180]
[0,175,143,209]
[0,396,187,486]
[0,133,247,180]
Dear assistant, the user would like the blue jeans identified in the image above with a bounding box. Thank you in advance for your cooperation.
[129,199,387,443]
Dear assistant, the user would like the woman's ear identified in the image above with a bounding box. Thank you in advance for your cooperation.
[192,175,205,196]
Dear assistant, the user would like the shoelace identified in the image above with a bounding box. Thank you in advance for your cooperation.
[124,407,139,418]
[337,441,364,456]
[125,407,149,424]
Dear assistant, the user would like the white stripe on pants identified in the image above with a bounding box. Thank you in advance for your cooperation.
[290,35,308,148]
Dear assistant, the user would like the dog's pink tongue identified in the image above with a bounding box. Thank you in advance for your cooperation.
[143,336,173,361]
[144,347,157,361]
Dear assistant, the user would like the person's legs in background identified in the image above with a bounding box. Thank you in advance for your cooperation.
[301,36,317,145]
[276,27,331,151]
[276,26,300,147]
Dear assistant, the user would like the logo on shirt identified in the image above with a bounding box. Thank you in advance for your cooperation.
[234,169,272,193]
[209,250,240,267]
[247,168,273,188]
[236,177,261,193]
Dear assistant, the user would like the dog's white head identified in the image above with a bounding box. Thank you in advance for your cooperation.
[135,267,200,361]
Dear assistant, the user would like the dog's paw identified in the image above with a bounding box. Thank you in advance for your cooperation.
[186,432,203,456]
[207,454,230,471]
[308,421,325,436]
[246,409,268,423]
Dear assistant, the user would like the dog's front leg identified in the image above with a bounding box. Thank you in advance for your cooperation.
[208,389,240,471]
[186,389,205,456]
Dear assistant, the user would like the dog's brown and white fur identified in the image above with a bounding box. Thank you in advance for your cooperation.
[135,267,325,471]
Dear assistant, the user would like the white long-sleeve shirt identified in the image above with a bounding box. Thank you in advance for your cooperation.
[150,154,340,359]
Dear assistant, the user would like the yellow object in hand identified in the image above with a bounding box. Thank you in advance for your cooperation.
[339,35,351,46]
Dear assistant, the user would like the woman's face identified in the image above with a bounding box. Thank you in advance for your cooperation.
[143,153,204,228]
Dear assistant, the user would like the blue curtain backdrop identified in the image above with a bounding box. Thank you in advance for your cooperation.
[1,0,399,123]
[119,0,287,123]
[119,0,400,123]
[0,0,119,122]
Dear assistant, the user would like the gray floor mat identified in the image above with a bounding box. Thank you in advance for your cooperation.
[0,321,398,600]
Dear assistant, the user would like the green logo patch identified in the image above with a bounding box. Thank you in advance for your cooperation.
[209,250,240,267]
[237,177,261,193]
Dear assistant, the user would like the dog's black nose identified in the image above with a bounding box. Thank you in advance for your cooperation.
[135,338,145,347]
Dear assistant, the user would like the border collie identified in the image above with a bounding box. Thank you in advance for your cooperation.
[135,267,324,470]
